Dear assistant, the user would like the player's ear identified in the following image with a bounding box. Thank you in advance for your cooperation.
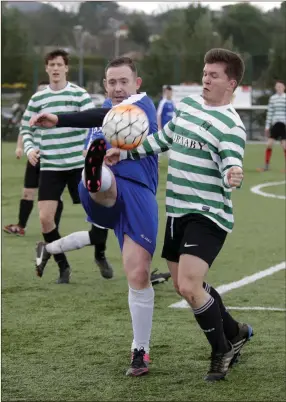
[103,78,107,92]
[229,79,237,91]
[65,65,69,74]
[136,76,142,90]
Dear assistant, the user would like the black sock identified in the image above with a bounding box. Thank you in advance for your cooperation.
[43,228,69,271]
[89,225,108,260]
[203,282,239,340]
[18,199,34,228]
[193,296,230,354]
[54,200,64,229]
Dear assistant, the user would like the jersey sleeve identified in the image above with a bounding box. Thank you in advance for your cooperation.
[20,96,40,155]
[57,108,110,128]
[218,125,246,189]
[120,112,177,161]
[79,90,95,112]
[265,96,274,129]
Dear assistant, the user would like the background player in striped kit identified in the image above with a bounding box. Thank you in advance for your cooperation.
[257,80,286,172]
[106,48,253,382]
[21,49,95,284]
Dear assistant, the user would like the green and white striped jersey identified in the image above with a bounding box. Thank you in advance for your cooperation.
[124,95,246,232]
[265,93,286,129]
[20,82,94,171]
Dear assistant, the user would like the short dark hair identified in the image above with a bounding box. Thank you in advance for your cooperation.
[276,80,285,86]
[165,85,172,91]
[45,49,69,65]
[204,48,245,89]
[105,57,137,75]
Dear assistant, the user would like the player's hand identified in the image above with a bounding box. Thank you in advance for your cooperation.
[15,147,23,159]
[82,150,87,157]
[29,113,58,128]
[104,148,121,166]
[264,128,270,138]
[27,149,40,166]
[227,166,243,188]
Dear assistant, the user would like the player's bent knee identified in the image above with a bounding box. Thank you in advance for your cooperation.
[39,214,55,232]
[38,205,57,233]
[177,280,203,301]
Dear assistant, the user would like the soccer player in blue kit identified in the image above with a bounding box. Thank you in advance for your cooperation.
[30,57,159,377]
[157,85,175,131]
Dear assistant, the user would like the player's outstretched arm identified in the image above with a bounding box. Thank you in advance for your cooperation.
[29,108,111,129]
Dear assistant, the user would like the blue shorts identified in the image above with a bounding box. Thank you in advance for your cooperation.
[78,177,158,256]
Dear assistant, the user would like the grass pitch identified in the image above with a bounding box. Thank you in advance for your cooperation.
[1,142,285,401]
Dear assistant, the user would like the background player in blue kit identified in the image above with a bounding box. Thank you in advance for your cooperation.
[156,85,175,131]
[31,57,159,377]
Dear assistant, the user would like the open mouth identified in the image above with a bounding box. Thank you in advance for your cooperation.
[114,96,125,103]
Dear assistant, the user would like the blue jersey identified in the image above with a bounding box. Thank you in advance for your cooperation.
[85,93,158,195]
[111,93,158,194]
[84,98,113,149]
[157,98,175,127]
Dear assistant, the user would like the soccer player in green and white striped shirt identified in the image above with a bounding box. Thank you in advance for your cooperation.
[106,49,253,382]
[21,49,95,283]
[257,80,286,172]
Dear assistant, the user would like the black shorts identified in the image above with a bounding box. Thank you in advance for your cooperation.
[24,160,40,189]
[270,122,286,140]
[161,213,227,267]
[38,168,82,203]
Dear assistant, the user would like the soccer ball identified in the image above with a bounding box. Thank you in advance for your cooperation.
[102,104,149,150]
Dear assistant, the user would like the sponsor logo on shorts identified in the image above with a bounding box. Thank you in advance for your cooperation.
[184,243,198,247]
[141,234,152,244]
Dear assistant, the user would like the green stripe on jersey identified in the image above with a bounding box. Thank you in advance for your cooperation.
[40,160,84,170]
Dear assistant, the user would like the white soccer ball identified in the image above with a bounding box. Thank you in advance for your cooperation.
[102,104,149,150]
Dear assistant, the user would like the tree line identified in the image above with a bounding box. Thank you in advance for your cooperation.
[2,1,286,98]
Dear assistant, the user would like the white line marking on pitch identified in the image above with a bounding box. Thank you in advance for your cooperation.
[169,261,286,308]
[225,306,286,312]
[251,181,286,200]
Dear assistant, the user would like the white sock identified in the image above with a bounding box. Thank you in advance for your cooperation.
[128,285,154,354]
[45,231,91,254]
[82,166,112,192]
[99,166,112,192]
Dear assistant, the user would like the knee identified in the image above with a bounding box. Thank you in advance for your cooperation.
[125,263,150,289]
[39,210,54,232]
[22,188,35,200]
[177,279,203,303]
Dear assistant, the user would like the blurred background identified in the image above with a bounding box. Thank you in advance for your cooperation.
[2,1,286,140]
